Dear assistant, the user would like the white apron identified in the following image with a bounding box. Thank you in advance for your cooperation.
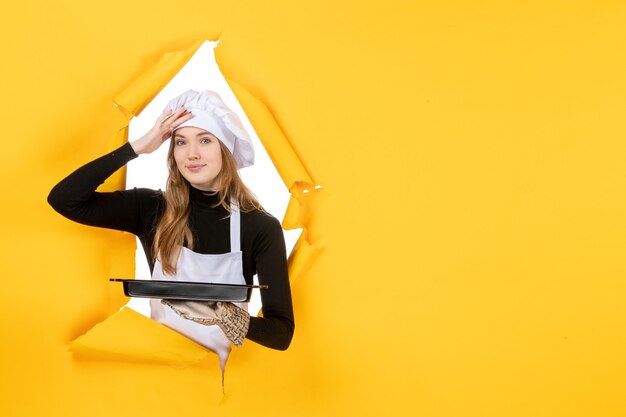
[150,203,248,370]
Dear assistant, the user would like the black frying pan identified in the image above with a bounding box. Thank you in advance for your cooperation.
[109,278,268,302]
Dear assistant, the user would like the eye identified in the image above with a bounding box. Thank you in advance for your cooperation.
[200,137,212,144]
[175,139,186,146]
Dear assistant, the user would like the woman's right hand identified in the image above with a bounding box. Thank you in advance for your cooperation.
[130,107,193,155]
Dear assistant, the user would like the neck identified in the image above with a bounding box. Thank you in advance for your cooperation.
[188,185,222,206]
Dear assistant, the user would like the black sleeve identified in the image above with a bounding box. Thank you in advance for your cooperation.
[246,215,295,350]
[47,142,147,235]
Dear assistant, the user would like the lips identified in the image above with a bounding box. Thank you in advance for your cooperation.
[185,164,206,172]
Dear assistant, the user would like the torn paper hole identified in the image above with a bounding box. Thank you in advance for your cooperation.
[125,40,301,317]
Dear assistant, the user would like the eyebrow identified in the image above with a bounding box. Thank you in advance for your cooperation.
[173,131,215,139]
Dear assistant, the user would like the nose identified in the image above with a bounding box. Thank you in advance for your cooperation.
[187,142,200,160]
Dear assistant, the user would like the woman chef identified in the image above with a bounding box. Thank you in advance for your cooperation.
[48,90,295,370]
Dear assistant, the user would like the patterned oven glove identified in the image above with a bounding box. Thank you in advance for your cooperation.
[161,300,250,347]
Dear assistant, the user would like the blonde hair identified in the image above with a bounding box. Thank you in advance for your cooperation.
[153,139,263,275]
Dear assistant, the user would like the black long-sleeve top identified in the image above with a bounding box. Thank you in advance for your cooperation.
[48,142,294,350]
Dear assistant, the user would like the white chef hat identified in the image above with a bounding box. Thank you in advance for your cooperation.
[164,90,255,168]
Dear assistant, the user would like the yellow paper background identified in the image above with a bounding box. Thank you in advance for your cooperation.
[2,1,626,416]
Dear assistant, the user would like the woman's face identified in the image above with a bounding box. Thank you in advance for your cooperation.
[172,126,223,191]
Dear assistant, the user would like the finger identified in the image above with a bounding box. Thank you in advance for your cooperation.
[158,107,186,125]
[174,111,193,123]
[169,109,191,122]
[169,112,194,130]
[158,114,174,127]
[171,106,187,116]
